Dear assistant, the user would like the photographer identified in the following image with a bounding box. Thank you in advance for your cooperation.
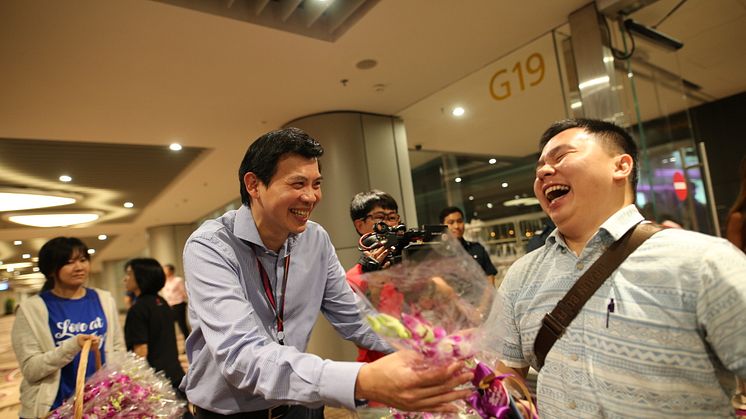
[346,190,402,363]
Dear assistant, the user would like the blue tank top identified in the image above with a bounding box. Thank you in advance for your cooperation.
[40,288,108,410]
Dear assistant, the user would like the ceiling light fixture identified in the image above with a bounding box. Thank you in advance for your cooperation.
[501,182,509,188]
[98,234,108,240]
[503,197,541,207]
[87,249,96,255]
[7,213,100,228]
[452,107,465,117]
[486,203,493,209]
[0,190,77,212]
[123,202,134,208]
[454,177,462,183]
[59,175,72,182]
[578,76,610,90]
[169,143,182,151]
[22,254,31,259]
[488,158,497,164]
[13,240,22,246]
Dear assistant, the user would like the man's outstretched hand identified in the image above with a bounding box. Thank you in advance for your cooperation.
[355,350,473,412]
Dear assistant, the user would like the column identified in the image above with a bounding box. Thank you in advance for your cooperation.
[146,224,195,276]
[284,111,417,361]
[568,2,625,124]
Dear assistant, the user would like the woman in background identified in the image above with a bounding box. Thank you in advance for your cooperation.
[726,157,746,250]
[11,237,124,418]
[123,258,185,391]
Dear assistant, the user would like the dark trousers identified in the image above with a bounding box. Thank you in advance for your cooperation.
[195,405,324,419]
[172,302,191,339]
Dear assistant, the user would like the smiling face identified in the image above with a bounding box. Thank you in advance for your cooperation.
[534,128,633,245]
[244,153,322,251]
[55,250,90,291]
[442,211,465,239]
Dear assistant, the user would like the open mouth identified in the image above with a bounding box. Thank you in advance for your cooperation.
[545,185,570,202]
[290,208,311,218]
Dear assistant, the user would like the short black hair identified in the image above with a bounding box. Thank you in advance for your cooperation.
[238,127,324,206]
[39,237,90,292]
[125,258,166,296]
[539,118,639,193]
[439,206,464,224]
[349,190,399,222]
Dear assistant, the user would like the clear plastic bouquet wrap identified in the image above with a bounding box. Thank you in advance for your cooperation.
[47,351,186,418]
[352,231,537,419]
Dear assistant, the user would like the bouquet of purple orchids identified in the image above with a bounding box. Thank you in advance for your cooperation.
[47,352,186,418]
[352,233,537,419]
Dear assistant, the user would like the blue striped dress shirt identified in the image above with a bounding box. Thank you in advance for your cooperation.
[180,205,390,414]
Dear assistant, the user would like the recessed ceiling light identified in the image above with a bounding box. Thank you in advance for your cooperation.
[22,254,30,259]
[59,175,72,182]
[0,192,76,212]
[123,202,134,208]
[7,213,100,227]
[486,203,494,209]
[501,182,509,188]
[169,143,182,151]
[570,101,583,109]
[452,107,465,117]
[87,249,96,255]
[488,158,497,164]
[32,267,39,272]
[13,240,22,245]
[468,195,474,201]
[98,234,108,240]
[455,177,462,183]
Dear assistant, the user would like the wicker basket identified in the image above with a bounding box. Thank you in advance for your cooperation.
[44,339,101,419]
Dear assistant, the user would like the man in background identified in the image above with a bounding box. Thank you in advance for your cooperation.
[439,206,497,286]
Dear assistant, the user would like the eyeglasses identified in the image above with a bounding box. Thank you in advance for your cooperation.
[363,211,400,223]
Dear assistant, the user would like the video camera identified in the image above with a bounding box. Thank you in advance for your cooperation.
[358,222,447,272]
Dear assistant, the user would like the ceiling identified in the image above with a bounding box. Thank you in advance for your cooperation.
[0,0,744,283]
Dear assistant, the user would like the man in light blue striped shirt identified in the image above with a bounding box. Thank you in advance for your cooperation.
[484,119,746,418]
[181,128,473,418]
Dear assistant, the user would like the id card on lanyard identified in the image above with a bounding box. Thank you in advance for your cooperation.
[254,250,290,345]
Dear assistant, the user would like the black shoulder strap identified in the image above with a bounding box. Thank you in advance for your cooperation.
[533,222,662,369]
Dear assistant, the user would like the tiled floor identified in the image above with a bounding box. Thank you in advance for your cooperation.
[0,314,359,419]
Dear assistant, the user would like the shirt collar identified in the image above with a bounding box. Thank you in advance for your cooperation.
[545,204,644,249]
[234,205,299,256]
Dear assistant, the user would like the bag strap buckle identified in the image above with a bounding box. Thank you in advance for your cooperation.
[542,312,566,338]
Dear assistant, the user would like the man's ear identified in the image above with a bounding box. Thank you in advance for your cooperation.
[353,218,366,236]
[243,172,261,200]
[613,154,634,182]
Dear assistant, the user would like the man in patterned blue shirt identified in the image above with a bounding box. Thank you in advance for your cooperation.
[484,118,746,418]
